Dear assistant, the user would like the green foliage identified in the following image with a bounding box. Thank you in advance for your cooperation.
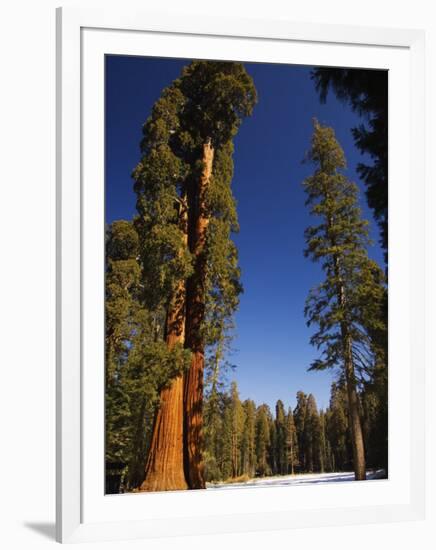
[241,399,257,477]
[176,61,256,357]
[304,394,322,472]
[178,61,257,148]
[105,221,141,467]
[105,220,191,491]
[360,359,388,470]
[293,391,308,471]
[292,392,326,473]
[203,142,243,349]
[255,404,272,477]
[133,85,192,312]
[133,59,256,359]
[311,69,388,256]
[325,382,351,471]
[202,379,388,483]
[303,120,386,380]
[275,400,287,475]
[285,407,299,474]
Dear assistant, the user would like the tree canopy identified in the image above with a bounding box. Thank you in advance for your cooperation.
[311,68,388,258]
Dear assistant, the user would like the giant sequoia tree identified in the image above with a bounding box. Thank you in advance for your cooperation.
[302,120,386,480]
[178,62,257,488]
[133,84,193,491]
[133,61,256,491]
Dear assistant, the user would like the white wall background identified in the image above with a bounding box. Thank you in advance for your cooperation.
[0,0,433,548]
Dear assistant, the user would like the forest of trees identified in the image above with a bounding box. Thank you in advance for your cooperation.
[202,380,386,483]
[105,60,388,493]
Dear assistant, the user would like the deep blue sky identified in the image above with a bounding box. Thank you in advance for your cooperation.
[105,55,385,412]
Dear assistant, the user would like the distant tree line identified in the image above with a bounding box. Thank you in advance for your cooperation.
[203,379,386,483]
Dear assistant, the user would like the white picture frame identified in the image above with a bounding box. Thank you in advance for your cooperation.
[56,6,426,543]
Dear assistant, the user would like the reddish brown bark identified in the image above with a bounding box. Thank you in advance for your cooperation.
[140,203,188,492]
[139,374,187,491]
[184,140,214,489]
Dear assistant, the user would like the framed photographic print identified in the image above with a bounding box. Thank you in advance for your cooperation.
[56,6,426,543]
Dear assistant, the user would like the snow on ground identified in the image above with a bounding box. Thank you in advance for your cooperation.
[207,470,386,490]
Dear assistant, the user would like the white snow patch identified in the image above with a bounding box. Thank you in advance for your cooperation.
[207,470,386,490]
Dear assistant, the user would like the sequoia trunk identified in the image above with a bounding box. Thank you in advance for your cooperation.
[184,140,214,489]
[140,202,188,492]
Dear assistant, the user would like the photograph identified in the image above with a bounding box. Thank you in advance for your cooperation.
[104,55,388,494]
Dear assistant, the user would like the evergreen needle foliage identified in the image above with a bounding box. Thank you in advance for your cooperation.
[311,68,388,258]
[302,120,387,479]
[303,120,386,378]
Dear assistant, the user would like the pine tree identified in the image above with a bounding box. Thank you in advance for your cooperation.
[319,410,328,473]
[203,354,226,482]
[305,394,322,472]
[105,221,142,491]
[285,407,299,475]
[293,391,308,472]
[228,381,245,477]
[241,399,257,477]
[220,391,236,480]
[361,361,388,471]
[360,287,388,471]
[325,382,352,471]
[311,69,388,259]
[275,400,287,475]
[203,309,237,482]
[268,415,278,475]
[255,405,271,477]
[302,120,386,480]
[311,70,390,468]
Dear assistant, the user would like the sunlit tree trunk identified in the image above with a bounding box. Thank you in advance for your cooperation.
[140,202,189,492]
[184,140,214,489]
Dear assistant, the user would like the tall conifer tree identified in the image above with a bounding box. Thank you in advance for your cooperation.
[105,221,142,490]
[255,405,271,477]
[293,391,308,472]
[133,84,193,491]
[133,61,256,490]
[178,61,257,488]
[302,120,386,480]
[285,407,299,475]
[241,399,257,477]
[275,400,287,475]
